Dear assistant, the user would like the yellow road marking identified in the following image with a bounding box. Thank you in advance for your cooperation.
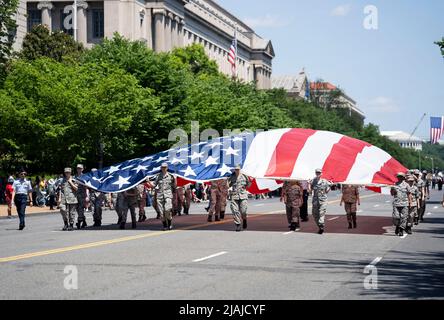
[0,193,381,263]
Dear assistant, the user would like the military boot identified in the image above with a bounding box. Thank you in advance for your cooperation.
[215,215,220,222]
[167,219,173,230]
[318,227,324,234]
[395,226,400,235]
[406,226,412,235]
[68,224,74,231]
[242,219,247,230]
[290,223,296,231]
[235,224,242,232]
[352,214,357,228]
[162,221,168,231]
[76,221,81,230]
[398,228,404,237]
[119,222,126,229]
[132,222,137,229]
[348,222,353,229]
[81,220,87,229]
[62,223,68,231]
[207,215,212,222]
[220,211,225,220]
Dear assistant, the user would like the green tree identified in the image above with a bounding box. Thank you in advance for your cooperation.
[19,24,84,62]
[171,44,219,76]
[0,0,19,82]
[0,57,160,173]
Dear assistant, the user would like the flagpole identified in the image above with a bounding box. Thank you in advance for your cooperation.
[73,0,77,41]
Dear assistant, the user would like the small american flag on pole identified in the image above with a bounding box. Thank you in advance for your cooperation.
[430,116,444,144]
[228,28,237,77]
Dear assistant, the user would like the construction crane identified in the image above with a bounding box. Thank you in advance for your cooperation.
[409,113,426,141]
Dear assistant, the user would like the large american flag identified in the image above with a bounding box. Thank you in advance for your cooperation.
[77,129,407,193]
[228,36,237,77]
[430,116,444,144]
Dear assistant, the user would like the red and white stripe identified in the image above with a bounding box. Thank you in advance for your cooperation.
[242,129,407,186]
[228,40,236,76]
[431,117,444,144]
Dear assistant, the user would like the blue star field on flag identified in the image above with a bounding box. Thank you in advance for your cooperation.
[76,132,255,193]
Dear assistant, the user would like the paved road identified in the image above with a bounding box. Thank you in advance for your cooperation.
[0,189,443,300]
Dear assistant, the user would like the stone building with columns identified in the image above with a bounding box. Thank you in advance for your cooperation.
[13,0,274,89]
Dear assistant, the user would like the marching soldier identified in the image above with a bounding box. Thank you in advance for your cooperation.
[310,168,331,234]
[340,184,360,229]
[75,164,88,229]
[173,186,185,216]
[390,172,409,236]
[421,170,430,221]
[113,192,124,225]
[58,168,78,231]
[406,175,419,234]
[228,165,251,232]
[120,187,138,229]
[91,189,106,227]
[137,182,147,222]
[207,179,229,222]
[153,163,176,230]
[183,184,192,215]
[280,180,303,231]
[413,169,426,223]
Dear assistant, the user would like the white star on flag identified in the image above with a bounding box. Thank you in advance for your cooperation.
[205,156,219,167]
[131,165,149,173]
[222,147,240,156]
[112,175,131,189]
[85,181,95,188]
[190,151,204,160]
[207,142,223,148]
[217,164,233,176]
[181,166,197,177]
[170,158,185,165]
[121,164,134,170]
[232,137,244,142]
[104,165,120,175]
[141,156,154,162]
[154,156,168,163]
[148,166,161,173]
[175,147,189,153]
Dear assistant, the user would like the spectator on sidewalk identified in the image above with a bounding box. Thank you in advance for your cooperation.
[5,177,14,218]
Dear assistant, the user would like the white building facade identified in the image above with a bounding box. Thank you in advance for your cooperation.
[12,0,274,89]
[381,131,424,151]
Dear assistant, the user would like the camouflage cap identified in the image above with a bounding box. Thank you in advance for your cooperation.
[396,172,405,177]
[406,175,415,182]
[161,162,168,167]
[234,164,241,170]
[64,167,72,173]
[76,164,84,169]
[315,168,322,173]
[414,169,421,175]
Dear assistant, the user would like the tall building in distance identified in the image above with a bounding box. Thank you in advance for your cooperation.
[12,0,274,89]
[380,131,424,151]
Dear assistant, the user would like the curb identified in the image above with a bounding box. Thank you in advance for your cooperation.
[0,210,57,220]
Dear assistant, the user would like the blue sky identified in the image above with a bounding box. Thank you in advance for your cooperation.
[218,0,444,140]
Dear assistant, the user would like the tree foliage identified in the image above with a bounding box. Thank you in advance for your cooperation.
[20,24,84,62]
[0,0,19,81]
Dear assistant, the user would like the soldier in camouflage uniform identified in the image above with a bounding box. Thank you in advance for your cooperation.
[406,175,418,234]
[421,170,430,221]
[90,189,106,227]
[113,192,124,224]
[153,163,177,230]
[207,179,229,222]
[228,165,251,232]
[310,169,331,234]
[75,164,88,229]
[120,187,138,229]
[413,170,426,224]
[183,184,192,215]
[58,168,78,231]
[136,182,147,222]
[281,180,303,231]
[340,184,360,229]
[390,172,409,236]
[173,186,185,216]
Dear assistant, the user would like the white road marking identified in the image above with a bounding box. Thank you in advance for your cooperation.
[254,204,264,207]
[193,251,227,262]
[283,231,293,235]
[370,257,382,265]
[374,204,380,208]
[328,217,339,221]
[357,210,363,213]
[427,212,432,216]
[433,206,438,210]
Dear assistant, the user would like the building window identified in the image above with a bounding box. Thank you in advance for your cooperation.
[92,9,104,38]
[60,10,73,35]
[27,9,42,32]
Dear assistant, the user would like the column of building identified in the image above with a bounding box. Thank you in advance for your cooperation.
[37,1,53,31]
[152,8,184,52]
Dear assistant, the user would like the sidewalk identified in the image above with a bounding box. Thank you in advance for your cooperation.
[0,204,56,218]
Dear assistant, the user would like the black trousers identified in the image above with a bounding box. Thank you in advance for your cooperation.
[300,190,309,219]
[14,194,28,226]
